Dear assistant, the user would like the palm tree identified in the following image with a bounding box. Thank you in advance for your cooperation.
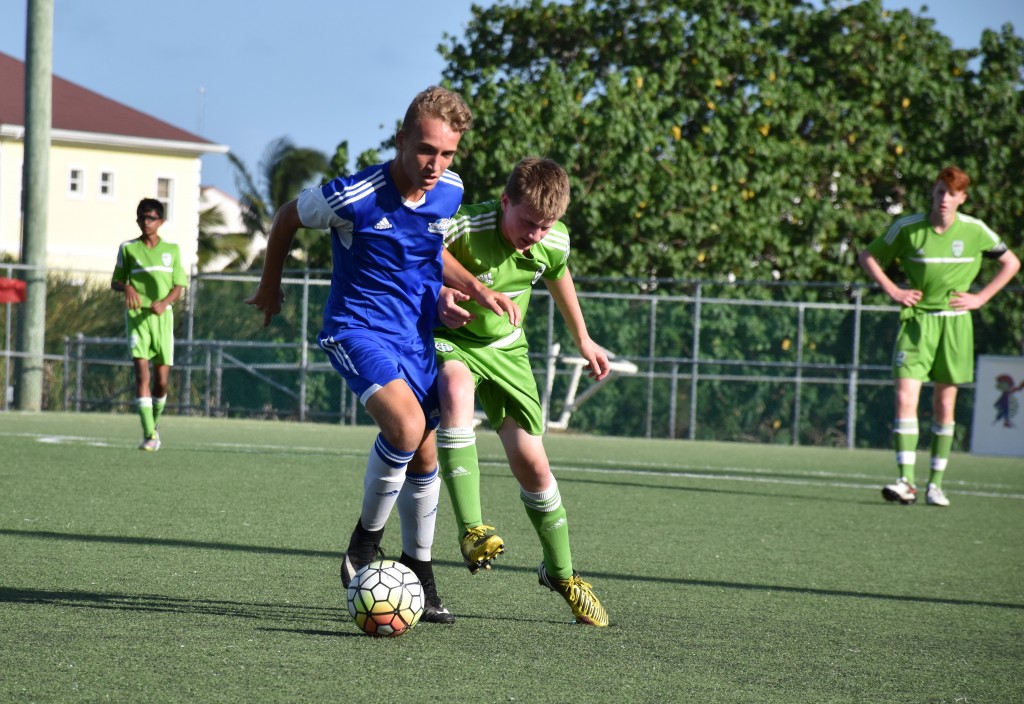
[196,204,251,272]
[229,137,329,270]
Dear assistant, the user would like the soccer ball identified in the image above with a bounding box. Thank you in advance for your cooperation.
[346,559,424,637]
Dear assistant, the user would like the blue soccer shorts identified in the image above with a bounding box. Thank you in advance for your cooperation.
[318,330,440,429]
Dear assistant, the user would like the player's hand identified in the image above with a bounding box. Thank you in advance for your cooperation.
[124,285,141,311]
[150,300,168,316]
[578,338,611,381]
[438,286,474,328]
[949,290,984,311]
[245,285,284,328]
[890,287,922,308]
[472,288,522,327]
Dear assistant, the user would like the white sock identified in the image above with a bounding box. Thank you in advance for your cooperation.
[360,434,413,532]
[397,466,441,561]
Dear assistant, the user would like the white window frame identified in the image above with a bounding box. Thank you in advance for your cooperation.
[68,167,85,198]
[99,170,116,200]
[156,176,174,222]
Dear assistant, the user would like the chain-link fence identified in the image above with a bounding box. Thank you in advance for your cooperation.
[3,264,1022,449]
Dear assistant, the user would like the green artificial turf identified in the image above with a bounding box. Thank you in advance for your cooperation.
[1,412,1021,703]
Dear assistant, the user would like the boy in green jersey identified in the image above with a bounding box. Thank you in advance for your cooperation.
[111,199,188,451]
[858,167,1020,506]
[435,157,611,626]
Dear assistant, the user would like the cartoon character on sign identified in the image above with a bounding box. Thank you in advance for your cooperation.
[993,374,1024,428]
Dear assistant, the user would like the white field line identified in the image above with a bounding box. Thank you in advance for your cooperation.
[5,432,1023,500]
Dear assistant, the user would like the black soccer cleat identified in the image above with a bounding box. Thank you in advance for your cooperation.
[340,520,385,588]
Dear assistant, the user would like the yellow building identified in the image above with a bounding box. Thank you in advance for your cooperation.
[0,51,228,277]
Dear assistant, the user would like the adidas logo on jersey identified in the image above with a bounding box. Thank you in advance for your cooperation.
[374,217,393,230]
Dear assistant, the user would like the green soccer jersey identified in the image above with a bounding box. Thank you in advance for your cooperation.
[440,200,570,348]
[112,238,188,308]
[866,212,1004,312]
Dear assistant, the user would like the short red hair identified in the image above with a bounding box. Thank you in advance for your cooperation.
[936,166,970,193]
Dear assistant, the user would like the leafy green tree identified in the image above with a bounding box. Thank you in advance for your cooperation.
[440,0,1023,288]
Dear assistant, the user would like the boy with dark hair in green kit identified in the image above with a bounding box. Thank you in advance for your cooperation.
[112,198,187,450]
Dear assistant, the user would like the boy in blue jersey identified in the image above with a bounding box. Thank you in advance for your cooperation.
[247,87,512,624]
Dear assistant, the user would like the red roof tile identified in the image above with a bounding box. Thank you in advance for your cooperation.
[0,51,216,145]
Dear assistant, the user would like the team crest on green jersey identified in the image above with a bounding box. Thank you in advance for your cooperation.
[162,253,173,267]
[951,240,964,257]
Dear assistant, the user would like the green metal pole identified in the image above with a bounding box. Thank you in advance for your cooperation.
[15,0,54,411]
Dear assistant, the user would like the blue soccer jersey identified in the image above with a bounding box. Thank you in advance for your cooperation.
[297,162,464,343]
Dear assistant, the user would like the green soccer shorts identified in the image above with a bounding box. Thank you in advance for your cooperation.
[893,311,974,385]
[434,335,544,435]
[127,308,175,366]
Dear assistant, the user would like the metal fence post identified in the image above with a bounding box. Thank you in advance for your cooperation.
[184,265,197,416]
[848,286,864,449]
[668,362,678,439]
[215,344,224,417]
[299,270,310,422]
[793,304,805,445]
[62,335,70,411]
[204,344,212,416]
[74,332,84,413]
[689,283,702,441]
[645,297,657,438]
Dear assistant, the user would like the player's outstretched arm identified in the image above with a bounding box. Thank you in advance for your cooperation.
[857,249,922,307]
[245,199,301,327]
[950,248,1021,311]
[441,249,521,327]
[544,270,610,380]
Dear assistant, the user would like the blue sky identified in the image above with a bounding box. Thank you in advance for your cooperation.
[1,1,1021,200]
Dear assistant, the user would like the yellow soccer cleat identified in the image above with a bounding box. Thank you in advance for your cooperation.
[538,562,609,627]
[460,525,505,574]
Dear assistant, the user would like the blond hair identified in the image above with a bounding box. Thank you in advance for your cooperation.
[402,86,474,134]
[505,157,570,221]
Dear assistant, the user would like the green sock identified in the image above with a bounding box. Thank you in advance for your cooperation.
[136,397,156,439]
[929,423,955,489]
[522,480,573,580]
[153,395,167,427]
[437,427,482,537]
[893,418,919,485]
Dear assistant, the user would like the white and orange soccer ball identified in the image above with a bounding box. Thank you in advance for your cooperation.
[346,559,424,637]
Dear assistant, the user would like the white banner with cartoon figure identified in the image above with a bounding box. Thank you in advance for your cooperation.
[971,355,1024,457]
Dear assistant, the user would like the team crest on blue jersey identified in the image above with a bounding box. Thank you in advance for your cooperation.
[951,240,964,257]
[162,253,172,267]
[428,218,453,235]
